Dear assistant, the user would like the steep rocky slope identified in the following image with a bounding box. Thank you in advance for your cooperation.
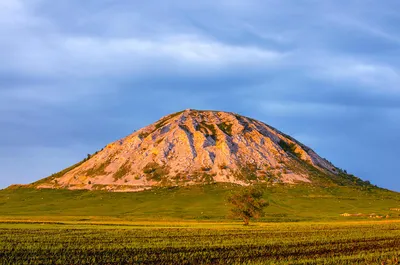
[31,109,366,191]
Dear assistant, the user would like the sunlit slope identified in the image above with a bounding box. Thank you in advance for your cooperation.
[26,109,371,192]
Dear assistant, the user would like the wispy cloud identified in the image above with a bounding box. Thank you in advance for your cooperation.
[62,35,285,73]
[3,34,285,76]
[312,57,400,93]
[327,14,400,44]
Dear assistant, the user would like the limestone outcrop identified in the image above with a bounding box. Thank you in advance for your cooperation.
[34,109,340,191]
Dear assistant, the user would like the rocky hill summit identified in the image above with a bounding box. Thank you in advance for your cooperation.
[31,109,367,191]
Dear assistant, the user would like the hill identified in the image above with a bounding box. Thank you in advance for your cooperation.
[2,109,399,222]
[22,109,370,191]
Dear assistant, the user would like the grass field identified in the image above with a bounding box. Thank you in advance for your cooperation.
[1,183,399,222]
[1,184,400,264]
[1,221,400,264]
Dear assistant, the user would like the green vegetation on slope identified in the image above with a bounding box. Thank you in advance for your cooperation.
[196,122,218,141]
[278,139,301,158]
[1,184,399,222]
[83,158,112,177]
[217,122,233,136]
[1,221,399,264]
[113,161,131,181]
[143,162,170,182]
[139,110,185,139]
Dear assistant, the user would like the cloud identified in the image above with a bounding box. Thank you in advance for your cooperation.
[258,101,355,118]
[327,13,400,45]
[1,0,400,191]
[314,59,400,93]
[62,35,285,74]
[2,34,285,78]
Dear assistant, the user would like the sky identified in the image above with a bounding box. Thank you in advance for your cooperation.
[0,0,399,191]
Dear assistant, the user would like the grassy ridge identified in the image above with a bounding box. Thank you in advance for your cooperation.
[1,221,399,264]
[1,183,399,222]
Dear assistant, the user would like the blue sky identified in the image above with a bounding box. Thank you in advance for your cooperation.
[1,0,399,191]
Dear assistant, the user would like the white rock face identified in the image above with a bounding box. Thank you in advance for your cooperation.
[36,109,338,191]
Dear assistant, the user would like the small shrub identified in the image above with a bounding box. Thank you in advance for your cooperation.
[201,166,212,171]
[198,173,216,184]
[218,163,228,170]
[138,132,150,139]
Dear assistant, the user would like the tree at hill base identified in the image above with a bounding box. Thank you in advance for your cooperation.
[227,186,269,225]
